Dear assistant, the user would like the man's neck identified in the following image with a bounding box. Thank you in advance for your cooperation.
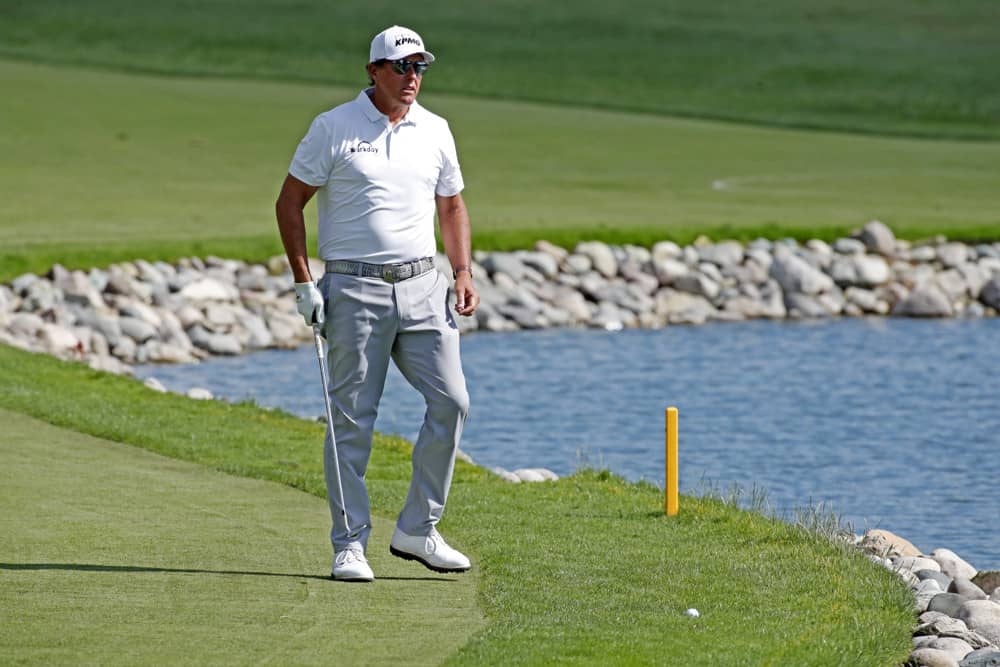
[368,89,410,126]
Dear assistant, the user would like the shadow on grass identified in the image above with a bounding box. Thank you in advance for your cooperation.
[0,562,456,583]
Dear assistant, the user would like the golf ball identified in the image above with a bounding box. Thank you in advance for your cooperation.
[684,608,700,618]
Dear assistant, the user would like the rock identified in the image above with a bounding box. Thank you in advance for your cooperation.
[518,250,560,279]
[119,316,158,343]
[652,257,689,285]
[939,243,970,268]
[492,467,521,483]
[575,241,617,279]
[482,252,530,281]
[860,529,920,557]
[784,292,832,318]
[8,312,45,338]
[958,601,1000,646]
[651,240,682,262]
[856,220,897,256]
[893,285,954,317]
[534,240,569,264]
[179,278,236,301]
[39,324,80,355]
[673,272,720,300]
[834,238,867,255]
[950,579,989,601]
[909,647,960,667]
[960,648,1000,667]
[899,557,943,573]
[932,593,972,618]
[920,570,956,591]
[654,289,716,325]
[972,572,1000,596]
[916,617,970,637]
[560,253,592,276]
[186,387,214,400]
[980,278,1000,310]
[697,241,743,268]
[88,355,133,376]
[845,287,889,314]
[188,325,242,355]
[144,377,168,393]
[928,637,976,663]
[933,549,979,581]
[512,468,557,482]
[111,337,137,362]
[769,249,834,295]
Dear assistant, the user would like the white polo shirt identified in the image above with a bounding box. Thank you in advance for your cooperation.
[289,90,465,264]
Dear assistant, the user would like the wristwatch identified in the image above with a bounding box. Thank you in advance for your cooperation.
[452,265,472,279]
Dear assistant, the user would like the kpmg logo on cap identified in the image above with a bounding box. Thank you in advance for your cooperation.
[350,141,378,154]
[395,36,421,48]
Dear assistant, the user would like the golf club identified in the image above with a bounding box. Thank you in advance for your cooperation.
[313,323,350,534]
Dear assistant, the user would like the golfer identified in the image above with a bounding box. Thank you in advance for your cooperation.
[275,25,479,582]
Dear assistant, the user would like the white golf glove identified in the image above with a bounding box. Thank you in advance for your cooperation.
[294,281,325,326]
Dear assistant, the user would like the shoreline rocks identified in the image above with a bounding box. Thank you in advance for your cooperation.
[2,222,998,379]
[856,529,1000,666]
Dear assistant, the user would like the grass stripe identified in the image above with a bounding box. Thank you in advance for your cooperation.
[0,408,484,665]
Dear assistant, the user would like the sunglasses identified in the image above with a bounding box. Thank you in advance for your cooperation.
[384,59,431,76]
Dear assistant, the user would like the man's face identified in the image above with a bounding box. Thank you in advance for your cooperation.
[370,54,428,107]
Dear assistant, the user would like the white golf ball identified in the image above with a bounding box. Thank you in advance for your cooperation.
[684,608,700,618]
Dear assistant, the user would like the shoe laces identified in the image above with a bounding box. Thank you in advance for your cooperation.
[336,547,365,566]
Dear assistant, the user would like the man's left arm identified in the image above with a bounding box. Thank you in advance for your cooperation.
[436,193,478,316]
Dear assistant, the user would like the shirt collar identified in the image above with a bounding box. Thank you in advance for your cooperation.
[357,89,422,126]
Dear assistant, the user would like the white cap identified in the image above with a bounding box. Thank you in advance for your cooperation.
[369,25,435,63]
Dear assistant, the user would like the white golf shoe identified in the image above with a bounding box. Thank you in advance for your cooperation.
[332,547,374,582]
[389,527,471,573]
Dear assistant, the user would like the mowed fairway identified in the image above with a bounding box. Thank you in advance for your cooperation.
[0,409,484,665]
[3,58,1000,279]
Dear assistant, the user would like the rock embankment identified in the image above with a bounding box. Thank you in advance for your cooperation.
[857,529,1000,667]
[2,222,999,376]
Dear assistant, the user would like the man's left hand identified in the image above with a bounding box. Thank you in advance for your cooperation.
[453,273,479,316]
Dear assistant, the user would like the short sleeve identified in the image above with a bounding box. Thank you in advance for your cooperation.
[288,115,334,187]
[435,123,465,197]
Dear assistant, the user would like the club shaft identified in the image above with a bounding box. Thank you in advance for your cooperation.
[314,327,350,534]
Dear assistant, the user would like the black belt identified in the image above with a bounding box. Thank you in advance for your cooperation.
[325,257,435,283]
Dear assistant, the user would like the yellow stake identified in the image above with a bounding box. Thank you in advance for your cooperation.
[666,407,679,516]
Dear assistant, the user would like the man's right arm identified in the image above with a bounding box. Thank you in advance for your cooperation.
[275,174,320,283]
[276,174,325,326]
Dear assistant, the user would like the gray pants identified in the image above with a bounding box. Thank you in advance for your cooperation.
[317,268,469,553]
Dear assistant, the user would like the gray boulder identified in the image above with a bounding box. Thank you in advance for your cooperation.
[958,601,1000,646]
[931,593,971,618]
[908,647,960,667]
[939,243,970,268]
[934,549,979,581]
[856,220,897,256]
[950,578,989,601]
[769,250,834,295]
[893,285,954,317]
[119,316,158,343]
[961,648,1000,667]
[980,278,1000,310]
[575,241,618,279]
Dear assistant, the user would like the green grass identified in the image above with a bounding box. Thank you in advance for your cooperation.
[0,408,484,665]
[1,0,998,139]
[0,344,915,665]
[3,59,1000,282]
